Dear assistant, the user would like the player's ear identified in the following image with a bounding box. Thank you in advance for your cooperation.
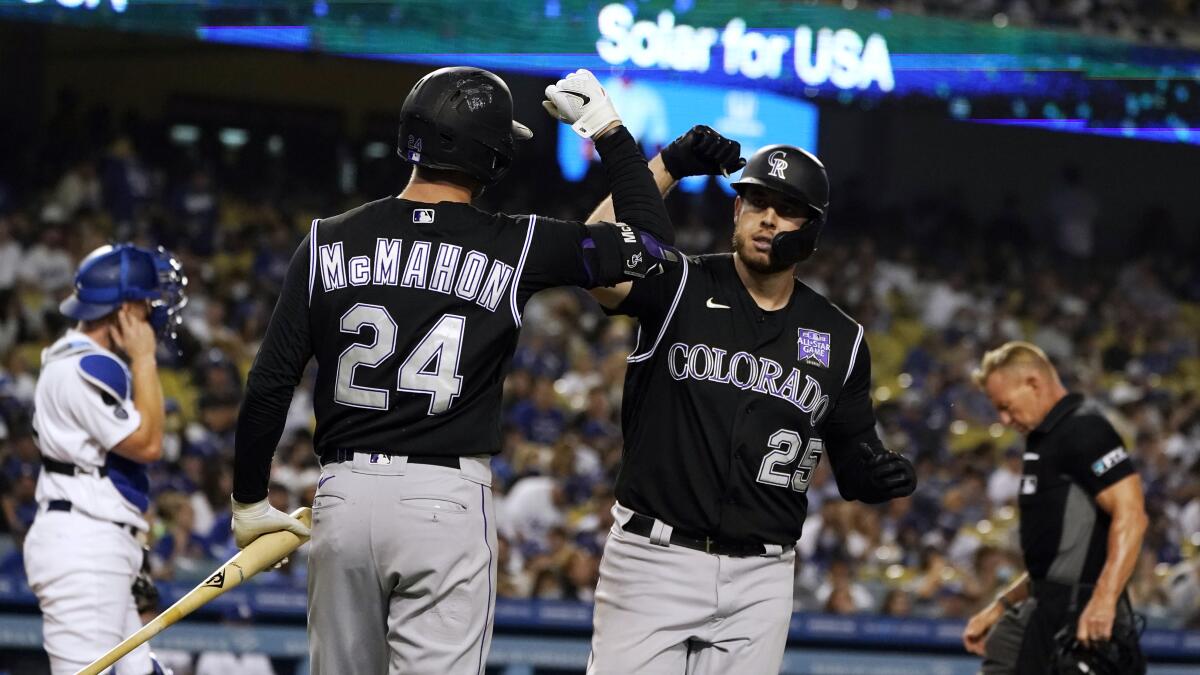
[733,194,743,219]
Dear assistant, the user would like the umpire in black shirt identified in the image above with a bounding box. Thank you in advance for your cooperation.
[964,341,1148,674]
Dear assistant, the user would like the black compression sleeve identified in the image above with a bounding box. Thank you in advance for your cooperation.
[233,236,313,503]
[822,335,880,501]
[593,125,674,245]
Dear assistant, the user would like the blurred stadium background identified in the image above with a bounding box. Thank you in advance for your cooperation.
[0,1,1199,673]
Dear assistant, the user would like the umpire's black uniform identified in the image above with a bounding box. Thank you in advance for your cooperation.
[983,394,1144,673]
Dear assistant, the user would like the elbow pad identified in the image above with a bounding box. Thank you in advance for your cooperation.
[583,222,680,287]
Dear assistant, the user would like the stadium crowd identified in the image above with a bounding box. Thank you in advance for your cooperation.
[0,106,1198,635]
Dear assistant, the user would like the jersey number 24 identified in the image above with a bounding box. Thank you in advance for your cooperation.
[334,303,464,415]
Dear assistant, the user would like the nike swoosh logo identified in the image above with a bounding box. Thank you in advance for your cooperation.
[318,475,335,488]
[560,90,591,105]
[706,297,730,309]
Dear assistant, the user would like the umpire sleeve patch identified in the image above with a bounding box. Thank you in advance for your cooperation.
[1091,446,1130,476]
[78,354,130,402]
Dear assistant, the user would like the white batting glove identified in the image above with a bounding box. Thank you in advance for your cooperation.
[542,69,621,139]
[231,497,311,549]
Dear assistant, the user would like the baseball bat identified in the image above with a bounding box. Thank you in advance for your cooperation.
[75,507,312,675]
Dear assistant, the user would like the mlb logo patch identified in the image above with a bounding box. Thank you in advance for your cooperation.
[369,453,393,465]
[413,209,435,224]
[797,328,831,368]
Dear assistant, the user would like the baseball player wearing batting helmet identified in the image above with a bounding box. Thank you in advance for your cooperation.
[25,243,183,674]
[231,67,678,673]
[577,130,916,674]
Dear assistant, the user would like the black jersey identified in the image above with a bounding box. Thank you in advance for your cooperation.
[609,253,879,546]
[233,197,602,500]
[1019,393,1136,583]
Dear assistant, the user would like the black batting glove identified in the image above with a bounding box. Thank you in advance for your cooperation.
[660,125,747,180]
[857,442,916,503]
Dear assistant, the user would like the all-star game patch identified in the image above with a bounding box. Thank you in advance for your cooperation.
[797,328,831,368]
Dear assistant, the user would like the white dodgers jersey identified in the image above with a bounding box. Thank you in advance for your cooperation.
[33,330,150,530]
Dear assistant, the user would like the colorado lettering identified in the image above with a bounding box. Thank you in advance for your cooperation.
[668,342,830,424]
[318,238,514,312]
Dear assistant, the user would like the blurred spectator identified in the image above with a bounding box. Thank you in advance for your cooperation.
[48,159,102,220]
[987,446,1022,506]
[20,226,74,295]
[0,441,39,546]
[0,217,22,305]
[815,557,873,613]
[880,588,913,617]
[172,169,219,256]
[502,474,567,557]
[151,491,208,579]
[272,432,320,497]
[508,376,567,445]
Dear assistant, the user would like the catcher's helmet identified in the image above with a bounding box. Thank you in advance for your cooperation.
[60,244,188,338]
[397,66,533,186]
[730,144,829,265]
[1052,623,1146,675]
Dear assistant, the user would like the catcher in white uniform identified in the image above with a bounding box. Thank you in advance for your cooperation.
[23,243,185,675]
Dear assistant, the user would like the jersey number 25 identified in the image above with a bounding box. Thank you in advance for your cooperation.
[334,303,465,415]
[757,429,823,494]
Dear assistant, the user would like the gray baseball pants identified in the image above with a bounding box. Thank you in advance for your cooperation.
[588,502,795,675]
[307,452,497,675]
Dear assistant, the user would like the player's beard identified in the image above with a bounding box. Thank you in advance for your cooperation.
[732,231,793,274]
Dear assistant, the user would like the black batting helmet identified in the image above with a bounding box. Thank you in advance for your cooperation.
[397,66,533,185]
[730,144,829,265]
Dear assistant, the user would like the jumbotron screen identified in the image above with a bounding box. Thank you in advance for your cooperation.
[5,0,1200,144]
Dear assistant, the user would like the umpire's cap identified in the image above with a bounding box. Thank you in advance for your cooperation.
[61,243,188,337]
[731,144,829,265]
[397,66,533,186]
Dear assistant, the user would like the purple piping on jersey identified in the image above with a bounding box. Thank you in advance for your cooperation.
[509,215,537,328]
[627,257,689,363]
[477,483,493,675]
[844,323,864,386]
[580,237,597,287]
[307,218,319,305]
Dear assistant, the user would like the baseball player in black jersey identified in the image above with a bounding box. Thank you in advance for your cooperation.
[579,129,917,674]
[229,67,678,673]
[964,342,1147,675]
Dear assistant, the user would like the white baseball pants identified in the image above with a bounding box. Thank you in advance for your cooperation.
[24,508,154,675]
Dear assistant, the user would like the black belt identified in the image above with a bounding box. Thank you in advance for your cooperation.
[1031,580,1095,597]
[42,458,108,477]
[319,449,461,469]
[1031,579,1100,611]
[45,499,139,537]
[623,511,774,557]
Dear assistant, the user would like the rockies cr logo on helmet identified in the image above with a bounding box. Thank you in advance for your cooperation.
[767,150,789,179]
